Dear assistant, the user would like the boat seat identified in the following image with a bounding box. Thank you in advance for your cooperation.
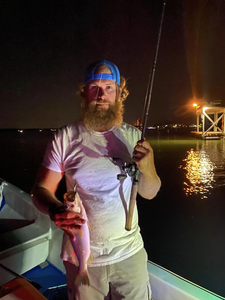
[0,180,51,285]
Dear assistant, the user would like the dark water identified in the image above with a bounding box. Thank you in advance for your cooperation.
[138,133,225,297]
[1,129,225,297]
[0,129,53,194]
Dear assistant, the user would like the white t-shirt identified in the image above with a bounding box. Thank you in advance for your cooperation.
[42,120,144,266]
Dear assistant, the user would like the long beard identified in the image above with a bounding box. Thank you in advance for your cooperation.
[82,100,124,132]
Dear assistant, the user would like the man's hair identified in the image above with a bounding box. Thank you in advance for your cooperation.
[118,76,129,103]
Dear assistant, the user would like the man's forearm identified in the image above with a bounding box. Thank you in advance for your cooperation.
[138,172,161,200]
[32,186,63,215]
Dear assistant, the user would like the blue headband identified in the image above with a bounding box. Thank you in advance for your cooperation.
[85,59,120,85]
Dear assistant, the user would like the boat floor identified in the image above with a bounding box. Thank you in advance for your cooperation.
[22,261,68,300]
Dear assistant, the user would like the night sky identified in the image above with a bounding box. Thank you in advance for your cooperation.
[1,0,225,129]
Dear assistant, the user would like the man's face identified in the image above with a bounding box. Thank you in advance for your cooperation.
[82,67,123,132]
[85,78,117,109]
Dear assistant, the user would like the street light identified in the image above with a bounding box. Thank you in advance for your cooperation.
[193,103,200,133]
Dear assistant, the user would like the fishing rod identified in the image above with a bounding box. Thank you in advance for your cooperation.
[141,1,167,139]
[124,0,167,231]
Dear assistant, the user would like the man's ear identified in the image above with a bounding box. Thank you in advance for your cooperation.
[119,87,122,96]
[80,91,85,97]
[80,85,86,98]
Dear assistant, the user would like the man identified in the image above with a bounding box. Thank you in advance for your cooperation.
[32,59,161,300]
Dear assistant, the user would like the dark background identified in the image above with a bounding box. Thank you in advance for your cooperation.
[1,0,225,129]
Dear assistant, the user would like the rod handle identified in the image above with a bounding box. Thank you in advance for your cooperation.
[125,183,138,231]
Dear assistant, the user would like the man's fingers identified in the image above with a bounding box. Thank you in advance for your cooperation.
[55,219,85,231]
[135,144,150,154]
[52,209,86,242]
[137,139,152,150]
[54,210,82,220]
[133,140,153,160]
[133,154,143,162]
[61,224,82,230]
[133,147,149,159]
[55,217,85,225]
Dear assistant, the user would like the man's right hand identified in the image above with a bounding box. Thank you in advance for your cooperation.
[32,167,86,241]
[49,205,86,241]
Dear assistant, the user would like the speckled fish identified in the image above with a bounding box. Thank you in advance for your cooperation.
[64,187,93,286]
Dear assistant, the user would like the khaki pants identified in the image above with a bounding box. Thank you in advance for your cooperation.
[64,248,151,300]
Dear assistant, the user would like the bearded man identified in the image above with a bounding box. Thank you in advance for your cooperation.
[32,60,161,300]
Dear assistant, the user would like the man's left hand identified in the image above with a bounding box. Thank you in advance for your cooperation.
[132,139,154,176]
[132,139,161,199]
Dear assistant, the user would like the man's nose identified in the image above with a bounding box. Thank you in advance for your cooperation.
[97,87,106,99]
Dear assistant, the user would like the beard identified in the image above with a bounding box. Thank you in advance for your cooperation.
[82,99,124,132]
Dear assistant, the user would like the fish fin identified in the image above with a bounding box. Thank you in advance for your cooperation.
[87,252,93,265]
[87,220,93,231]
[78,230,83,238]
[74,271,90,286]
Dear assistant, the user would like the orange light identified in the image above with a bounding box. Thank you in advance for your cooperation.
[193,103,197,107]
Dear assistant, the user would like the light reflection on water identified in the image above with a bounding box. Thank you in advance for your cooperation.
[180,139,225,198]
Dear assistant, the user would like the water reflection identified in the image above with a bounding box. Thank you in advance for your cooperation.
[180,139,225,198]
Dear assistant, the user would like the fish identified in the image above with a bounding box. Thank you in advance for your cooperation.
[64,187,93,286]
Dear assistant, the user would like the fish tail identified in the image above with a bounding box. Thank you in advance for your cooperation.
[74,270,90,286]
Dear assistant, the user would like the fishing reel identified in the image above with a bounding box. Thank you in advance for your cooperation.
[110,157,140,181]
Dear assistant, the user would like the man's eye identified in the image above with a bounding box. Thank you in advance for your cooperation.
[106,86,113,90]
[89,86,98,90]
